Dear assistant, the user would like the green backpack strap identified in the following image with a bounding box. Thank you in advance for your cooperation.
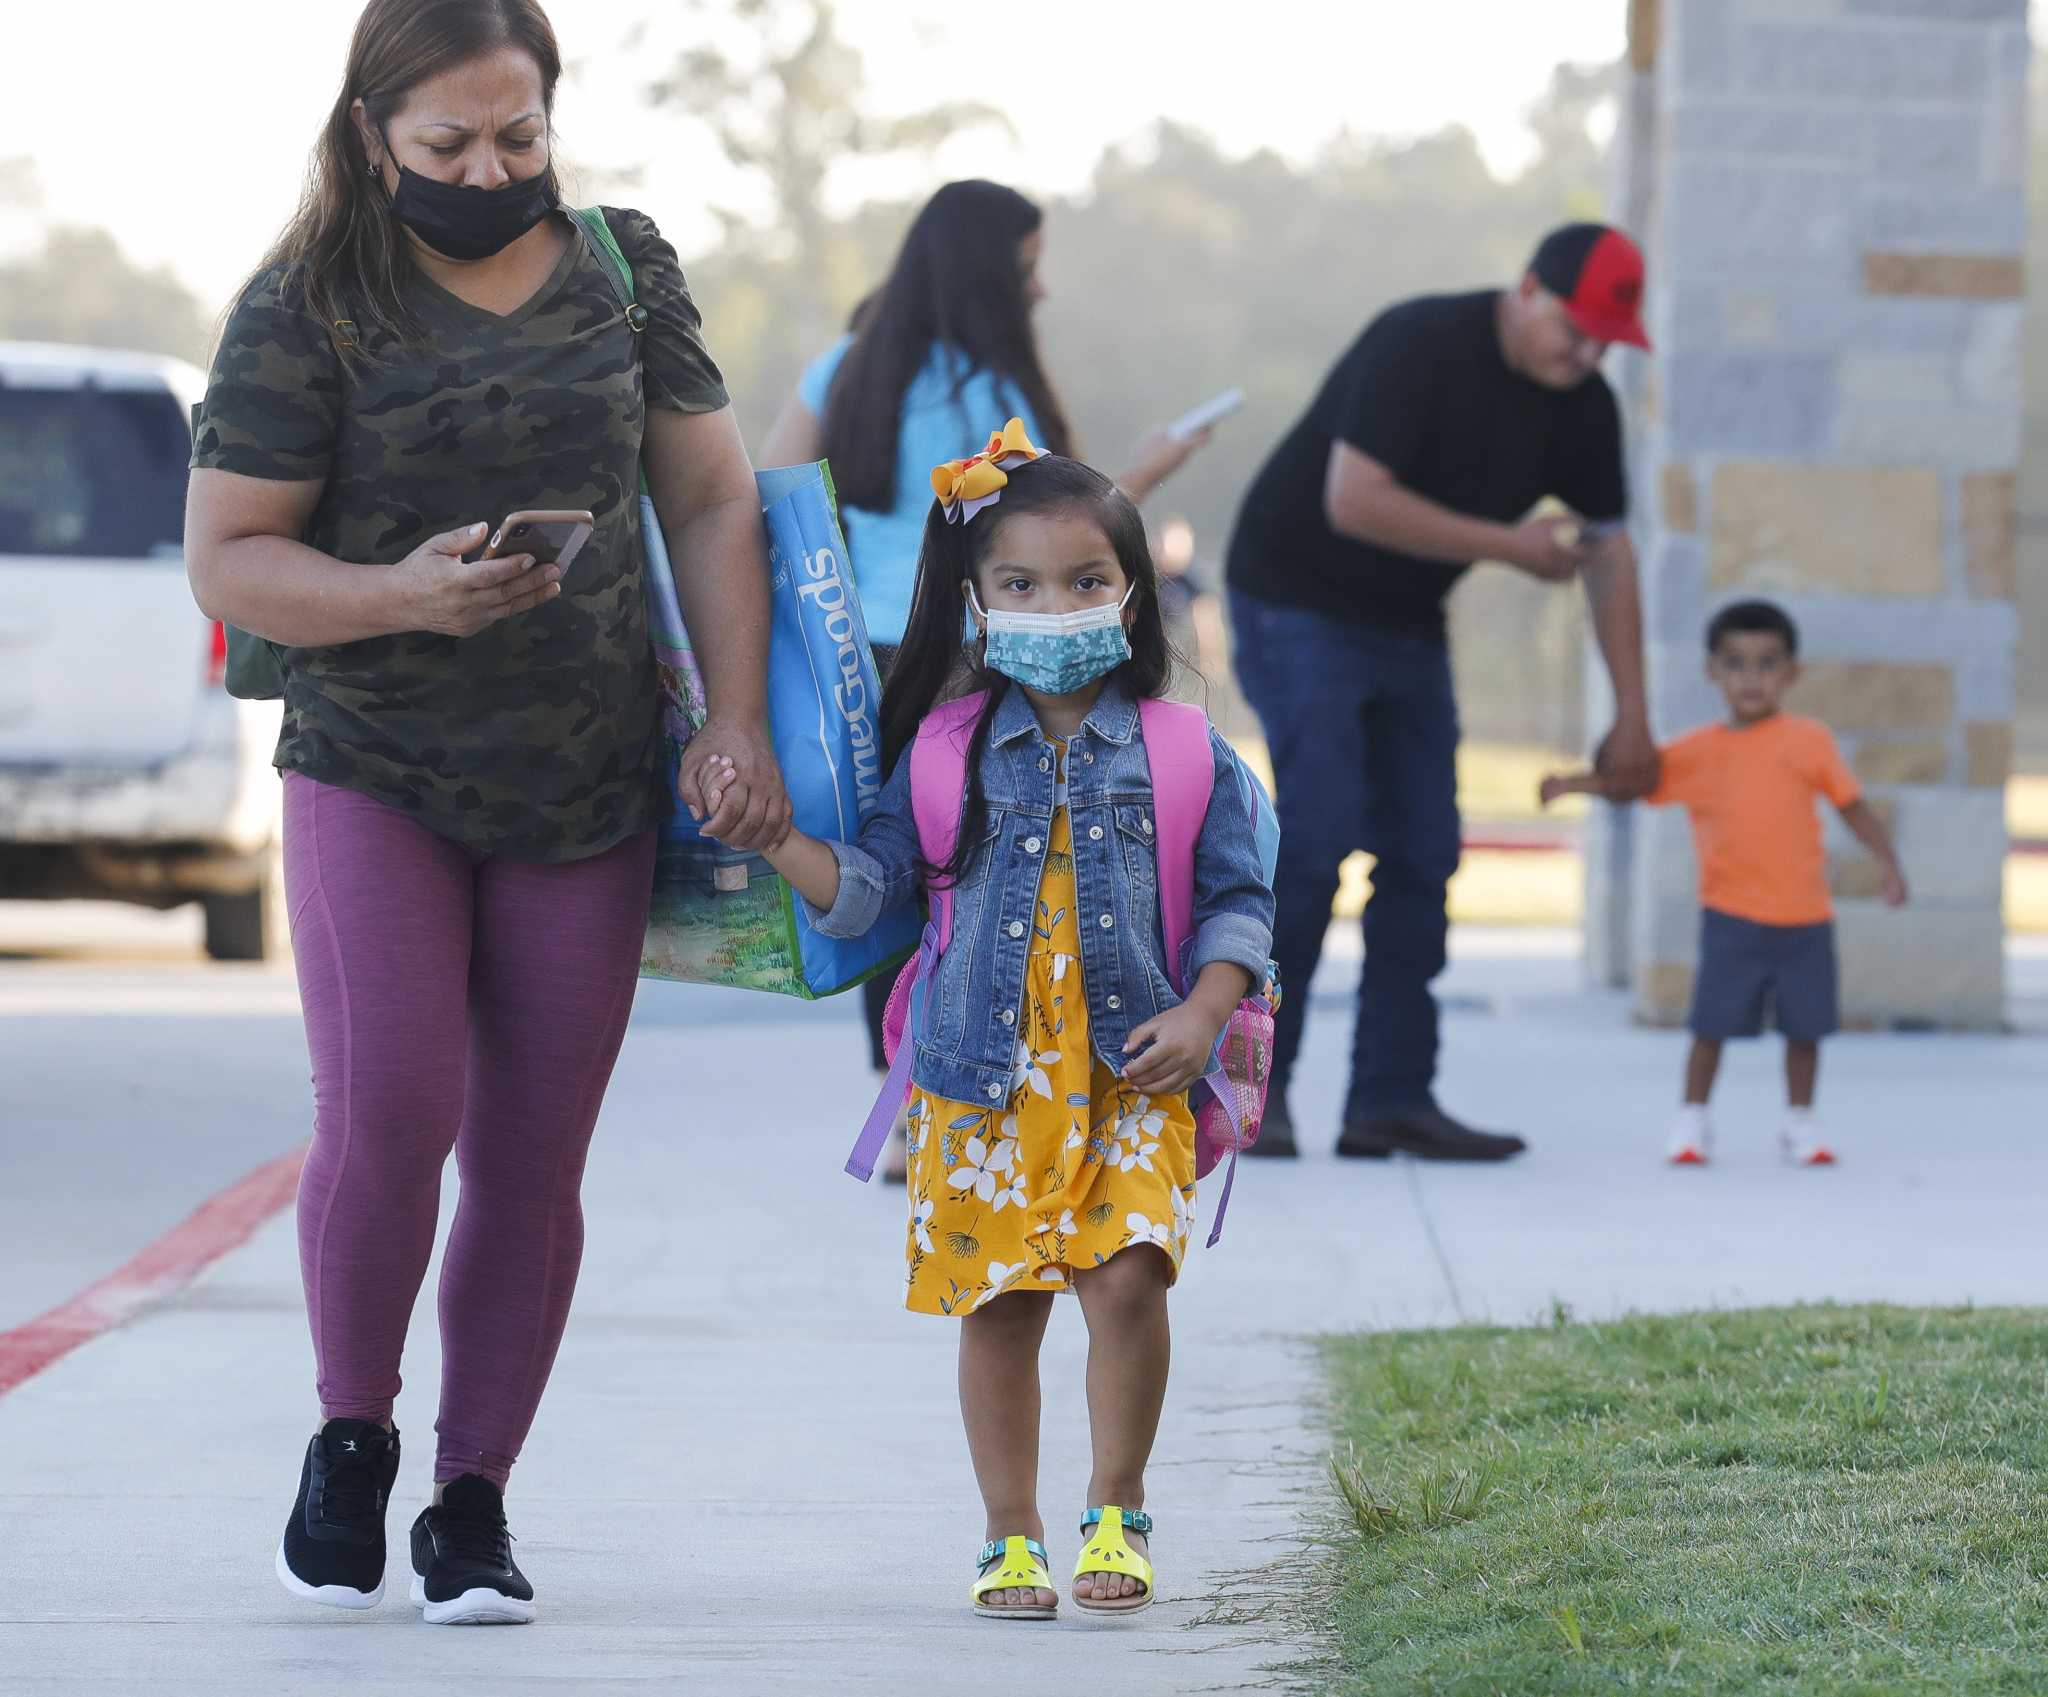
[571,206,654,501]
[571,206,642,321]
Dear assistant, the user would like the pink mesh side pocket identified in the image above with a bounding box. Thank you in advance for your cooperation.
[1193,995,1276,1179]
[880,955,917,1068]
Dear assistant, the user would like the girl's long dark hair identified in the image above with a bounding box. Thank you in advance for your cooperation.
[822,181,1075,511]
[248,0,565,363]
[881,457,1173,890]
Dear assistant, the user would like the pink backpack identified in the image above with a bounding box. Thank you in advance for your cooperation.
[845,693,1277,1246]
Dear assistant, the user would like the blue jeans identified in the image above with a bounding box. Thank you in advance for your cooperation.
[1230,593,1462,1121]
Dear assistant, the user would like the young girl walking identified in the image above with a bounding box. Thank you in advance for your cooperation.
[704,421,1274,1618]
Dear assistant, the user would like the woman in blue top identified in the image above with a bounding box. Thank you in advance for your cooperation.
[761,179,1210,1172]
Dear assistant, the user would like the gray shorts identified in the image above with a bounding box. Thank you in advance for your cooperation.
[1690,908,1839,1042]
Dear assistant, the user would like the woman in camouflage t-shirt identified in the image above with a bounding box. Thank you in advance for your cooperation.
[184,0,786,1623]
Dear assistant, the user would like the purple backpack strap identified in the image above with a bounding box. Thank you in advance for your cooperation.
[845,694,988,1181]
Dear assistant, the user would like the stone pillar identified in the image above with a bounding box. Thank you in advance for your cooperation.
[1584,0,1667,991]
[1613,0,2024,1030]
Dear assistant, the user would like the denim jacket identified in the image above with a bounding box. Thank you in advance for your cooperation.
[806,678,1277,1108]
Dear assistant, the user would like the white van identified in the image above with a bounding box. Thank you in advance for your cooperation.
[0,342,287,959]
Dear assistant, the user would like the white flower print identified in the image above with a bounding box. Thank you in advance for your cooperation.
[1049,954,1070,984]
[1117,1137,1159,1175]
[911,1197,935,1255]
[1011,1041,1059,1101]
[1126,1212,1172,1250]
[973,1261,1026,1308]
[993,1169,1028,1213]
[1169,1185,1193,1246]
[1036,1266,1066,1284]
[1118,1096,1168,1146]
[948,1135,1018,1202]
[1032,1203,1081,1244]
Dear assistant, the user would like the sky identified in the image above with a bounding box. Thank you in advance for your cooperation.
[1,0,1639,311]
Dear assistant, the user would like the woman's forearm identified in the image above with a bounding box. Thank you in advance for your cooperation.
[669,492,772,727]
[189,532,411,647]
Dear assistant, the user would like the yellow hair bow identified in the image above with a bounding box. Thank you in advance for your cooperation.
[930,418,1046,524]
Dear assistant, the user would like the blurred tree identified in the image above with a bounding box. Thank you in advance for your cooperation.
[0,226,211,367]
[641,0,1009,416]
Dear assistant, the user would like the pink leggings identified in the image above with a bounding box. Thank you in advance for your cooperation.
[283,774,654,1487]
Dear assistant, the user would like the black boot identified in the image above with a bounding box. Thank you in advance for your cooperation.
[1337,1105,1527,1162]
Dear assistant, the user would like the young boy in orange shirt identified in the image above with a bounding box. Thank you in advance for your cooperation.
[1542,600,1907,1167]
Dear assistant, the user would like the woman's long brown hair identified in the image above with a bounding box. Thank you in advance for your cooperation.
[251,0,564,361]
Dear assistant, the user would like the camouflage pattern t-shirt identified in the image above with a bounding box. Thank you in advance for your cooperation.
[190,207,728,863]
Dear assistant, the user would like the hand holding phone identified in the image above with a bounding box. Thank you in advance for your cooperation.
[1166,388,1245,443]
[482,509,596,572]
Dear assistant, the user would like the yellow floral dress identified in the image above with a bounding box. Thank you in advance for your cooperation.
[903,744,1199,1316]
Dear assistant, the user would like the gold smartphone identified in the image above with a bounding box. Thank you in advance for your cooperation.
[482,508,596,571]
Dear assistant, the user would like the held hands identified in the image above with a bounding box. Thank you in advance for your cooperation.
[1122,1000,1228,1097]
[683,718,792,853]
[1593,718,1660,801]
[398,521,562,638]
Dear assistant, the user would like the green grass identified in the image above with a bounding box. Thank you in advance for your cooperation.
[1316,1306,2048,1695]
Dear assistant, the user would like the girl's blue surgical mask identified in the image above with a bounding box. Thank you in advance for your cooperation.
[969,584,1134,696]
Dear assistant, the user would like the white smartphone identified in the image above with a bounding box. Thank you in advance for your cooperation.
[1166,388,1245,442]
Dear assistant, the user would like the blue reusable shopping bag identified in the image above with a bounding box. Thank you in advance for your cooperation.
[636,461,917,998]
[570,205,913,996]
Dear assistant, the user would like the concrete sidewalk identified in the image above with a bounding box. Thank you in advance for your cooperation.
[2,928,2044,1693]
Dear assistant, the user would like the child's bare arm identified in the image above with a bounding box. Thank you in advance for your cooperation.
[1838,798,1908,906]
[761,829,842,913]
[1538,769,1618,808]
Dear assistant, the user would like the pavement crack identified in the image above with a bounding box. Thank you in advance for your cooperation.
[1402,1158,1468,1323]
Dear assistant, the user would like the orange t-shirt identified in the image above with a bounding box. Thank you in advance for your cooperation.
[1646,713,1862,927]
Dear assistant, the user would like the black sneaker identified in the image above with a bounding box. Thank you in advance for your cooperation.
[1337,1105,1528,1162]
[1243,1096,1298,1158]
[409,1474,535,1626]
[275,1418,400,1609]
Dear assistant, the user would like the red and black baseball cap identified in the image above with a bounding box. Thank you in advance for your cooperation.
[1529,223,1651,350]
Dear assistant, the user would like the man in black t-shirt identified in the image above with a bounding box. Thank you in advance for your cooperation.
[1227,223,1659,1162]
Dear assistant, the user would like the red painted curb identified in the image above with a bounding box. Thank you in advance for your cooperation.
[0,1143,307,1398]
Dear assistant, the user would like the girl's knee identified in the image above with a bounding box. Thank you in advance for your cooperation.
[1077,1245,1172,1313]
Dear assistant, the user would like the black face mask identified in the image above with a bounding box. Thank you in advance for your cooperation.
[385,163,556,262]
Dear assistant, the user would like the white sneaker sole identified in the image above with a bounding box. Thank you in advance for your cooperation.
[275,1540,384,1610]
[409,1572,535,1626]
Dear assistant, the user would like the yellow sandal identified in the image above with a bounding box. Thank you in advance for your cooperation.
[1071,1506,1154,1615]
[970,1534,1058,1621]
